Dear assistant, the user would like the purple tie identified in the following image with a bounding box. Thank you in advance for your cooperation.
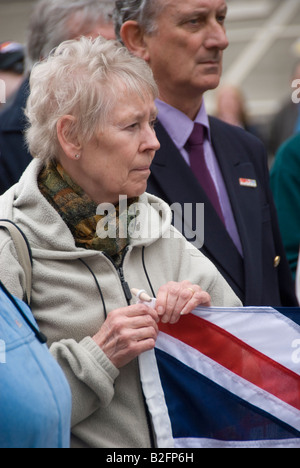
[186,123,225,223]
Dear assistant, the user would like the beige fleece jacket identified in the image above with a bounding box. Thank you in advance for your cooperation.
[0,160,242,448]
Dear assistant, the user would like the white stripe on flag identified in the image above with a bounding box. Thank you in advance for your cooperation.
[194,307,300,375]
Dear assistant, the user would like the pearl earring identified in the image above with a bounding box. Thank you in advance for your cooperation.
[75,154,81,160]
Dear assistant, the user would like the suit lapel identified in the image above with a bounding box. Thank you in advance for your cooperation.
[209,117,263,304]
[149,121,245,299]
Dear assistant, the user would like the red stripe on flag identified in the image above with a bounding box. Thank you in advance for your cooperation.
[159,314,300,410]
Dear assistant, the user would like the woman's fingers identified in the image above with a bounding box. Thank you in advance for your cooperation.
[93,304,159,369]
[179,290,211,317]
[155,281,211,324]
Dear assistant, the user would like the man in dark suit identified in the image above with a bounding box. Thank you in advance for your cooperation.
[114,0,297,306]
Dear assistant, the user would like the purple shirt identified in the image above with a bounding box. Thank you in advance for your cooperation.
[155,98,243,256]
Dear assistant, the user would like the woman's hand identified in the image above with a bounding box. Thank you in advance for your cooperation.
[155,280,211,325]
[92,304,159,369]
[93,281,210,368]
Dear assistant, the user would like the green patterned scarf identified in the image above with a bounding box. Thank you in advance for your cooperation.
[38,161,138,265]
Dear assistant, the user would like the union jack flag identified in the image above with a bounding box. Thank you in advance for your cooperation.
[139,307,300,448]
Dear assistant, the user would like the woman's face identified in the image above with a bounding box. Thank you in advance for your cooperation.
[74,91,160,205]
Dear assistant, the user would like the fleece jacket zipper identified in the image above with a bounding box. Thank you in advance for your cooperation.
[103,247,132,306]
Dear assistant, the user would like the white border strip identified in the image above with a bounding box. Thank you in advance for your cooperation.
[139,350,174,448]
[174,437,300,449]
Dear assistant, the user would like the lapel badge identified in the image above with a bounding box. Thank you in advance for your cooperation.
[239,178,257,188]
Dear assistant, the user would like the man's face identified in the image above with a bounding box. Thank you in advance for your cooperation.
[143,0,229,101]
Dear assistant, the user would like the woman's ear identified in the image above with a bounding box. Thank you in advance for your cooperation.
[120,21,150,62]
[56,115,82,161]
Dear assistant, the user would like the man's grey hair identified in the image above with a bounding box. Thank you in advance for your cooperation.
[26,0,115,71]
[113,0,168,41]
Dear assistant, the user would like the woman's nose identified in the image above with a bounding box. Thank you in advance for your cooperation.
[141,125,161,153]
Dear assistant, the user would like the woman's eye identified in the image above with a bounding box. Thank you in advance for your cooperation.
[149,119,157,130]
[128,122,139,130]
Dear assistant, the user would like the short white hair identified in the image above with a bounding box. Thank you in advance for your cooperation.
[25,36,158,163]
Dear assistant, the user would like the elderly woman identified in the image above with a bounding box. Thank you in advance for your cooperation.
[0,37,241,448]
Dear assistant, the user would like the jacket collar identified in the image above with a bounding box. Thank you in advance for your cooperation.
[209,116,263,303]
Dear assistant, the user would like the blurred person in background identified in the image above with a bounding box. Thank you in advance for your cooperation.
[270,132,300,282]
[0,0,115,195]
[268,61,300,157]
[215,84,263,141]
[0,42,24,110]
